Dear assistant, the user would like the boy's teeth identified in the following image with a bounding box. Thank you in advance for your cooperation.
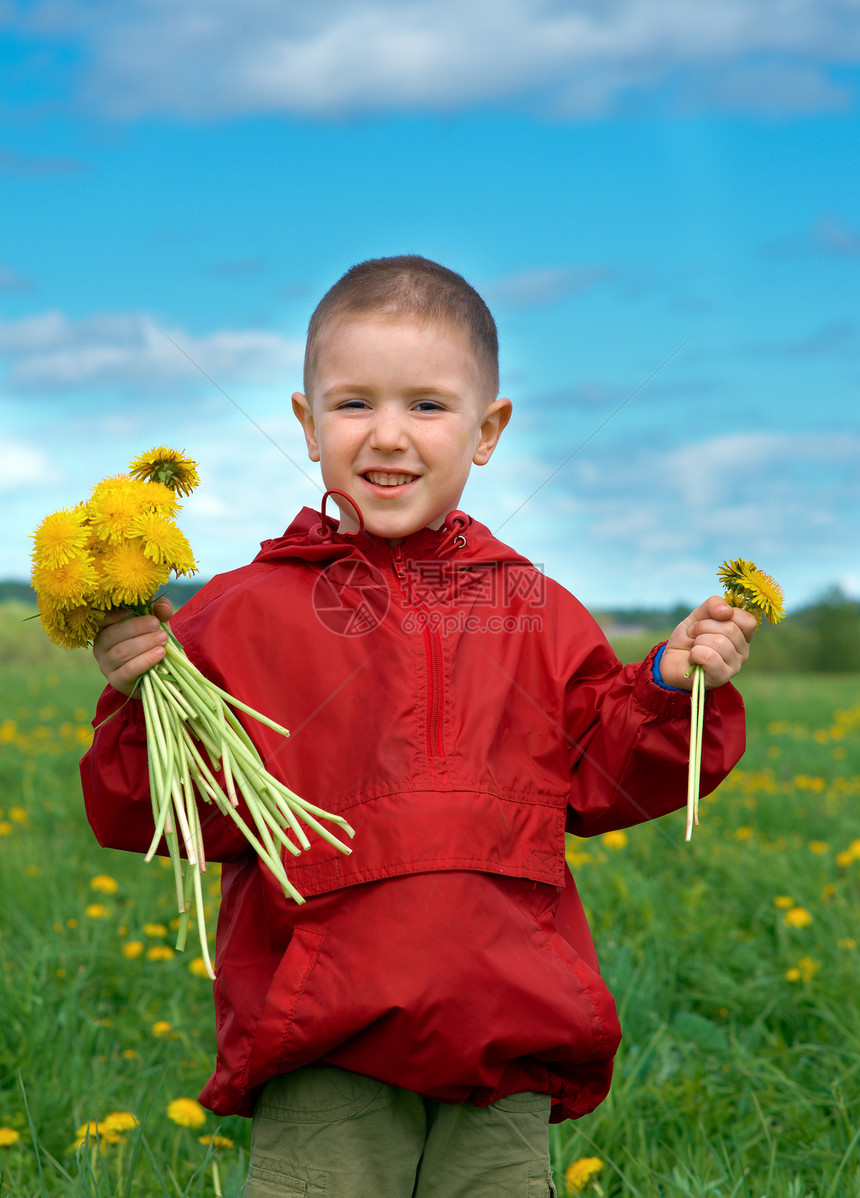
[365,471,415,486]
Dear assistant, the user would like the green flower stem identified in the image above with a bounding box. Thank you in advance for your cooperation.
[685,665,705,841]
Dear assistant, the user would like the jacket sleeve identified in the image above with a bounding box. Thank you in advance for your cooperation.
[564,642,746,837]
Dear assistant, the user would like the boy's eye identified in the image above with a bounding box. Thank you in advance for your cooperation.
[414,400,444,412]
[337,399,369,410]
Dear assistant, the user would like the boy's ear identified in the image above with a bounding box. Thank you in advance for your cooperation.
[473,397,513,466]
[292,392,320,462]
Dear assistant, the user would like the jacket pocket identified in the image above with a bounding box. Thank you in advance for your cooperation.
[244,927,327,1092]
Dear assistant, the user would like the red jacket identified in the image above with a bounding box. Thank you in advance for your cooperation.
[80,506,746,1123]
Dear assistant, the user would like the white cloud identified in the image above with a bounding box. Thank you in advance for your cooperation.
[12,0,860,120]
[0,437,59,495]
[0,310,303,394]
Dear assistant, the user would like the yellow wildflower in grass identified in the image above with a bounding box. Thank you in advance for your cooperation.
[85,903,110,920]
[601,829,628,850]
[167,1098,207,1129]
[808,840,829,855]
[152,1020,172,1037]
[0,1127,21,1147]
[199,1134,234,1149]
[129,446,200,496]
[103,1112,140,1134]
[147,944,175,961]
[784,906,813,928]
[734,826,754,841]
[189,956,212,978]
[565,1156,604,1192]
[0,822,11,836]
[786,956,820,982]
[75,1120,120,1148]
[9,808,27,823]
[122,940,144,959]
[836,850,855,868]
[90,875,118,893]
[144,922,168,937]
[774,895,795,909]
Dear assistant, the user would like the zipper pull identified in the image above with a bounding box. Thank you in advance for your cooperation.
[392,543,406,581]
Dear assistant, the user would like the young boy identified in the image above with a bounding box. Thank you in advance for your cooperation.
[81,256,754,1197]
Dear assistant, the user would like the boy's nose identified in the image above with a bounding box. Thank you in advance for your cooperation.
[368,408,409,453]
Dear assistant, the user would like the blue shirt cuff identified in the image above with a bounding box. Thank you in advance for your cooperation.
[652,643,687,692]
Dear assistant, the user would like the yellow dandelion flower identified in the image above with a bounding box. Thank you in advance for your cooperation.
[718,558,784,625]
[90,875,118,893]
[773,895,794,909]
[129,447,200,496]
[87,476,154,545]
[132,510,198,574]
[122,1048,140,1060]
[99,540,170,607]
[601,829,628,850]
[785,966,801,982]
[32,550,97,610]
[85,903,110,920]
[189,956,212,978]
[0,822,12,836]
[103,1112,139,1134]
[31,506,90,568]
[145,922,168,937]
[122,941,144,959]
[75,1120,120,1148]
[784,906,813,928]
[836,850,855,868]
[0,1127,21,1147]
[9,808,26,822]
[152,1020,172,1037]
[199,1134,234,1149]
[146,944,175,961]
[166,1098,206,1129]
[808,841,828,855]
[565,1156,604,1192]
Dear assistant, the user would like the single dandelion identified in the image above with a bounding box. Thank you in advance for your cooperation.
[31,506,90,568]
[167,1098,207,1129]
[90,875,119,893]
[565,1156,604,1193]
[130,446,200,496]
[152,1020,172,1037]
[601,830,628,850]
[199,1134,234,1149]
[686,558,784,840]
[102,1112,140,1134]
[784,906,813,928]
[122,940,144,959]
[0,1127,21,1147]
[85,903,110,920]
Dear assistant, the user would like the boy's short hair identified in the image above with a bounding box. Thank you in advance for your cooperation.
[303,255,499,401]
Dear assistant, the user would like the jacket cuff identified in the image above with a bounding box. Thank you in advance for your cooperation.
[633,644,701,719]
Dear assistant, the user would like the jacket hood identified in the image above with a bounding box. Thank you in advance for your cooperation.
[253,498,534,571]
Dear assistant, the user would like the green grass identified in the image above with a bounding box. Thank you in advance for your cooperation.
[1,607,859,1195]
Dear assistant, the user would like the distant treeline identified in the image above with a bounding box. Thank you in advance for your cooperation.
[2,581,858,673]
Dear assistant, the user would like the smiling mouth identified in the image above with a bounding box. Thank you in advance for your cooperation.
[362,471,419,487]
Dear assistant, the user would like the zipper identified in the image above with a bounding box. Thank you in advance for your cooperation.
[391,543,444,759]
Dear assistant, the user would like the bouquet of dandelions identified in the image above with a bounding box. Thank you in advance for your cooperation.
[685,557,784,841]
[30,447,354,978]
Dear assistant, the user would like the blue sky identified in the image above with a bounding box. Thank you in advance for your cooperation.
[2,1,859,612]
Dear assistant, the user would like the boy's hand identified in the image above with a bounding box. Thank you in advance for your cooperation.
[93,597,174,697]
[659,596,757,691]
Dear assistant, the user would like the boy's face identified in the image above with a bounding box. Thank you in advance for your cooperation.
[293,314,511,541]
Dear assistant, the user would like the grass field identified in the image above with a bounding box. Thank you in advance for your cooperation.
[0,605,858,1196]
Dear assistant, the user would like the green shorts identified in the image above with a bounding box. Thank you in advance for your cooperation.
[244,1065,557,1198]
